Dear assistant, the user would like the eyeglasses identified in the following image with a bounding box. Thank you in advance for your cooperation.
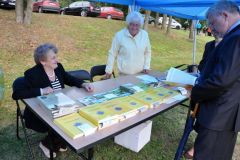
[129,23,140,27]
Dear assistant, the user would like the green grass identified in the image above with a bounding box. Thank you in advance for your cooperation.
[1,9,239,160]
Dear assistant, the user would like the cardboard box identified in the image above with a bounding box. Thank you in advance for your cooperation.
[114,120,152,152]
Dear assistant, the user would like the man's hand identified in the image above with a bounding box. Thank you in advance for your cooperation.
[82,83,94,92]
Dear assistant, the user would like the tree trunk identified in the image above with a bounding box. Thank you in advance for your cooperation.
[16,0,24,24]
[24,0,33,24]
[143,10,151,31]
[16,0,32,24]
[161,14,167,30]
[166,16,172,35]
[189,20,194,39]
[154,12,159,28]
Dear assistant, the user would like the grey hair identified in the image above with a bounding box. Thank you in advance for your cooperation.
[126,11,144,27]
[206,0,240,18]
[34,43,58,64]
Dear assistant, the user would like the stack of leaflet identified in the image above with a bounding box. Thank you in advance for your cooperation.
[146,87,180,105]
[78,83,149,106]
[136,74,158,84]
[130,87,180,108]
[78,88,131,106]
[79,100,140,129]
[37,93,79,119]
[54,113,97,139]
[119,83,145,94]
[130,91,161,108]
[112,96,149,113]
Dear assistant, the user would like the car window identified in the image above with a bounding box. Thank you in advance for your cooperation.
[90,2,97,7]
[69,2,77,8]
[114,8,122,12]
[102,7,110,11]
[82,1,90,7]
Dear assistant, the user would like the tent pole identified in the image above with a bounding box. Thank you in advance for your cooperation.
[192,20,198,64]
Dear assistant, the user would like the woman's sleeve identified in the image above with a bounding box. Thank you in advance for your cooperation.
[105,34,120,74]
[144,33,151,70]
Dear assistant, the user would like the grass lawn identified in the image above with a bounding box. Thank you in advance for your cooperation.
[0,9,239,160]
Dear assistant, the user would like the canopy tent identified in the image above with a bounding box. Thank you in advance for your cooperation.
[95,0,240,19]
[93,0,240,64]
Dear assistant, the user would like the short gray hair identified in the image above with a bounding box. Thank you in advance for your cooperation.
[126,11,144,26]
[206,0,240,18]
[34,43,58,64]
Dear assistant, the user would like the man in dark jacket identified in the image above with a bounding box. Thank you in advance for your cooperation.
[191,1,240,160]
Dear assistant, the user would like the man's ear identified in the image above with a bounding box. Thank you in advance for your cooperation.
[222,11,229,20]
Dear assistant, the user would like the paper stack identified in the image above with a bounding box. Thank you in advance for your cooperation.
[166,67,197,85]
[54,113,97,139]
[37,93,79,119]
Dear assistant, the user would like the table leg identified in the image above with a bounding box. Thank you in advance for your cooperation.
[48,130,54,160]
[88,148,94,160]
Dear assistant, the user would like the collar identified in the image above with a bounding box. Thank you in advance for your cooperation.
[226,20,240,34]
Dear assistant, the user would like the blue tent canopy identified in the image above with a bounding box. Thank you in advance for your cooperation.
[94,0,240,20]
[136,0,240,7]
[143,6,208,20]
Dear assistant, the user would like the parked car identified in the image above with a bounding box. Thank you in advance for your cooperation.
[158,17,182,29]
[0,0,15,9]
[60,1,100,17]
[32,0,60,13]
[98,7,124,20]
[142,14,156,25]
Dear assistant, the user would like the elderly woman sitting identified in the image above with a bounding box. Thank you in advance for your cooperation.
[103,11,151,79]
[12,43,93,158]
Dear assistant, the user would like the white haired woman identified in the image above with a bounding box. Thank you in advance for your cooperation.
[103,11,151,79]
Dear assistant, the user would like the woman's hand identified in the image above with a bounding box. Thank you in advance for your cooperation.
[82,83,94,92]
[42,87,54,95]
[101,73,112,80]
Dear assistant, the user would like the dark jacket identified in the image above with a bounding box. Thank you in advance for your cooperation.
[198,40,216,72]
[191,24,240,132]
[12,63,84,132]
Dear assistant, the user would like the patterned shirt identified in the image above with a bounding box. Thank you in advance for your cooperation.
[51,76,62,91]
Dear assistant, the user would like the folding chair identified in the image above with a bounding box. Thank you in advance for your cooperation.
[90,65,115,82]
[174,64,188,71]
[12,77,35,160]
[68,69,92,82]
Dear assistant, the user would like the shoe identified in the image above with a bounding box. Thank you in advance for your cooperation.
[39,142,57,158]
[59,147,67,152]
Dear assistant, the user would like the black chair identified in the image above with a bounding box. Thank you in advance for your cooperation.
[12,77,35,159]
[90,65,115,82]
[174,64,188,71]
[68,69,92,82]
